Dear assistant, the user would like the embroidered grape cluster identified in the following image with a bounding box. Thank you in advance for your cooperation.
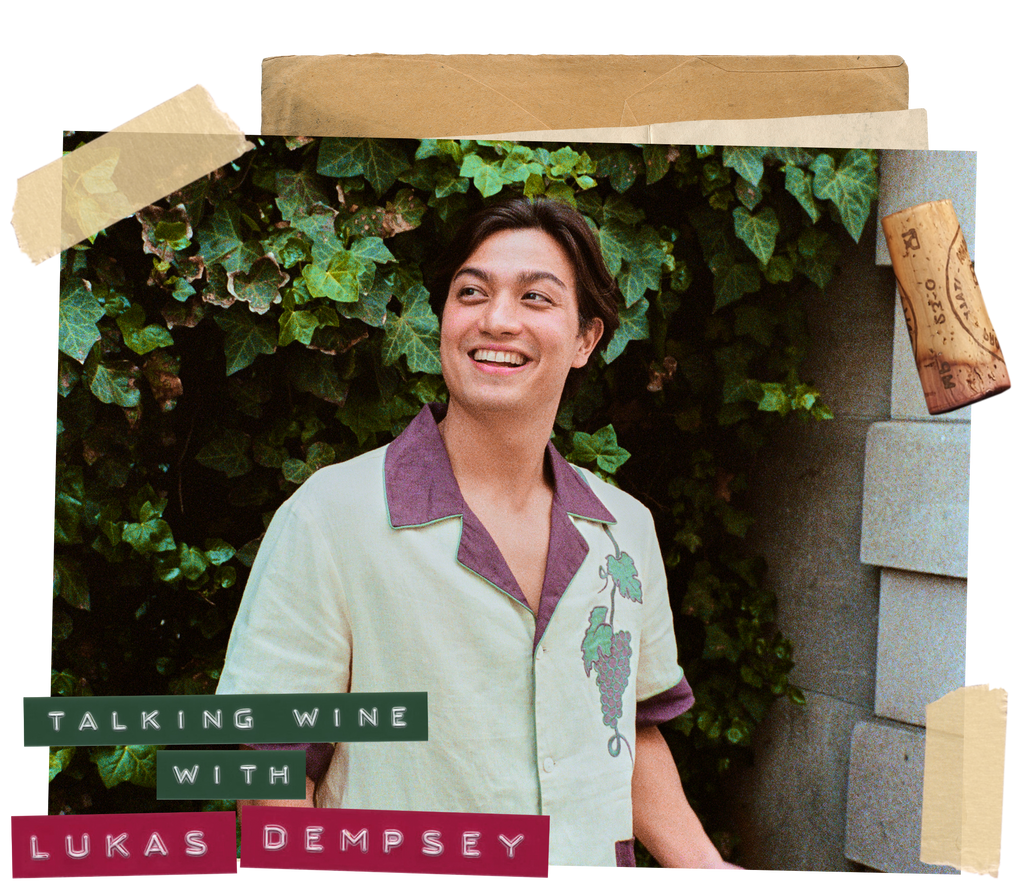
[595,630,632,726]
[580,529,643,758]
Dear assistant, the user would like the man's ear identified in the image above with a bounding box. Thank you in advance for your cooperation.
[572,318,604,368]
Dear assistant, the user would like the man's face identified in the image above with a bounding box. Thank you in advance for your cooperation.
[440,227,602,419]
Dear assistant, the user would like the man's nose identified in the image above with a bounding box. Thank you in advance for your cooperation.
[478,293,522,334]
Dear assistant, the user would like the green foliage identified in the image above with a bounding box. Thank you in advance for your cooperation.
[52,135,877,846]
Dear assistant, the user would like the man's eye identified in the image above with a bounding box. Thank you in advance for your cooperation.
[524,292,551,303]
[457,286,483,298]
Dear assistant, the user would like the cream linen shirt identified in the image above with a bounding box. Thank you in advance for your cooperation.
[218,404,693,866]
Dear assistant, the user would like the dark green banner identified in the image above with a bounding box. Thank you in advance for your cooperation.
[25,693,427,746]
[157,749,306,800]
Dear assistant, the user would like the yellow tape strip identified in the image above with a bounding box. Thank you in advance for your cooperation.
[921,684,1007,876]
[12,85,253,264]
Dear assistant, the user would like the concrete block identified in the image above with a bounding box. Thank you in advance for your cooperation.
[727,692,873,871]
[861,420,970,577]
[876,569,966,727]
[845,719,957,873]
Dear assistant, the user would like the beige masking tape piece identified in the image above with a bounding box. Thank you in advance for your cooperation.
[467,109,928,149]
[921,684,1007,876]
[12,85,254,264]
[261,55,908,137]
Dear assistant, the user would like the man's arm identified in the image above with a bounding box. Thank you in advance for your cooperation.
[235,746,315,809]
[631,725,739,869]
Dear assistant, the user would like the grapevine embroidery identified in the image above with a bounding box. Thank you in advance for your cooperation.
[580,528,642,759]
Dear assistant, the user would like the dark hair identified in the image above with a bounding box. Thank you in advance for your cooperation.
[428,196,621,399]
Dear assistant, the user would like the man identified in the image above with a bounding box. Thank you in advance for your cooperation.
[218,197,735,868]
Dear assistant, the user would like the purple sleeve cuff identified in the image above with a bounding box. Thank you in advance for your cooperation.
[243,742,335,783]
[636,674,695,727]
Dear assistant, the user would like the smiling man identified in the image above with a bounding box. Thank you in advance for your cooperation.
[218,197,735,869]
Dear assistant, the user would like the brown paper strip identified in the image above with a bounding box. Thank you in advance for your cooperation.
[261,54,908,138]
[12,85,253,264]
[921,684,1007,876]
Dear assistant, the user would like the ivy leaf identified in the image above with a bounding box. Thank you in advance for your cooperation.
[595,147,642,193]
[196,429,252,478]
[346,268,394,328]
[215,305,277,375]
[567,425,631,475]
[292,203,344,268]
[287,351,348,406]
[603,297,649,363]
[382,284,442,374]
[49,746,77,782]
[275,166,329,222]
[59,278,105,363]
[196,203,259,275]
[53,556,90,610]
[317,137,410,195]
[795,227,841,291]
[733,206,779,265]
[90,744,161,789]
[459,153,507,198]
[722,147,769,187]
[142,350,183,411]
[122,517,175,555]
[617,226,667,307]
[581,606,613,675]
[784,164,820,222]
[86,355,141,407]
[710,253,761,310]
[278,308,322,346]
[55,465,84,545]
[642,145,675,185]
[337,391,419,446]
[349,235,397,267]
[302,250,367,304]
[227,255,289,314]
[282,442,336,485]
[810,149,877,242]
[703,623,741,662]
[499,145,545,184]
[596,219,633,278]
[116,303,175,355]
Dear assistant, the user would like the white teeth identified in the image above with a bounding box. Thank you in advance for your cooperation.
[473,349,526,366]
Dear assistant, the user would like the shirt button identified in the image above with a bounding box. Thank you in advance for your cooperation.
[542,757,555,773]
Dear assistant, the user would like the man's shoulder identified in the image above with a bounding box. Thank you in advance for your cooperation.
[284,443,390,514]
[568,463,654,528]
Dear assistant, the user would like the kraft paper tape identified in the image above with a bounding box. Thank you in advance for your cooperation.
[12,85,253,264]
[921,684,1007,876]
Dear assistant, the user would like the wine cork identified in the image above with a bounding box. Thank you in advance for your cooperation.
[881,199,1010,414]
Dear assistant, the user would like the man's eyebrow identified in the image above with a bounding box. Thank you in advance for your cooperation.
[452,266,569,290]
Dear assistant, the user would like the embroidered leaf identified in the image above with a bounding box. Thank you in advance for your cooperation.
[581,606,613,675]
[606,551,642,603]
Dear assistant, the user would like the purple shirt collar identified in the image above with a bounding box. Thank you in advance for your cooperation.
[385,403,616,646]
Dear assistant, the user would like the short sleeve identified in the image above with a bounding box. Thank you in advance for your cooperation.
[217,491,352,697]
[633,507,694,726]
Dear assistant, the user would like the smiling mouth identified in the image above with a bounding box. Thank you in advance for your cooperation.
[472,348,527,367]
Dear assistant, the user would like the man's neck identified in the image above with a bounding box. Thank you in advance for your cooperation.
[438,401,555,509]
